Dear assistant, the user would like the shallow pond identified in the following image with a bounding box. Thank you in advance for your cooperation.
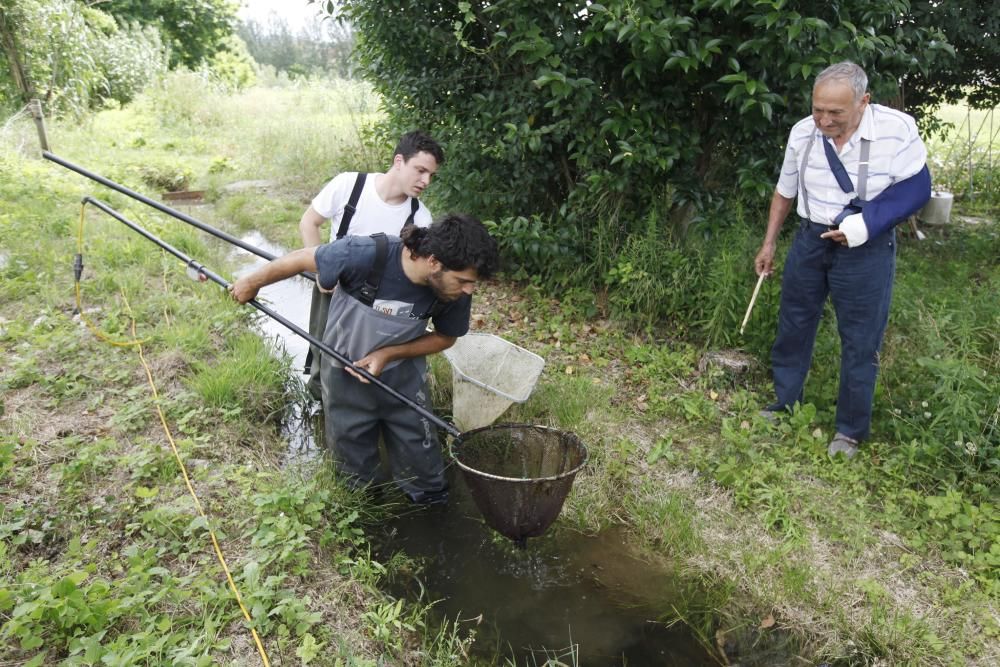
[374,476,718,665]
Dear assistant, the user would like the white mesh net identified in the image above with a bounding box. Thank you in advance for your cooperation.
[442,333,545,431]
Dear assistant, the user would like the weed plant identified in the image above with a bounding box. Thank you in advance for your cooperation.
[485,187,998,662]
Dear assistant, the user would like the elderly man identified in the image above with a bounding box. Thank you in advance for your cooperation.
[754,61,931,458]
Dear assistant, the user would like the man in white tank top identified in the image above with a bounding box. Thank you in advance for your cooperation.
[299,131,443,245]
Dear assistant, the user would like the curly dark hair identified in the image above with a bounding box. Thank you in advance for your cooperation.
[394,130,445,166]
[401,214,499,279]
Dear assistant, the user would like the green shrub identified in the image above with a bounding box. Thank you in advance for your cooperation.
[98,22,168,106]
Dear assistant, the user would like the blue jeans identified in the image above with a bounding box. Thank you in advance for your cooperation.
[770,219,896,441]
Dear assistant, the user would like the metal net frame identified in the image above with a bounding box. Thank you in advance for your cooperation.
[452,424,588,546]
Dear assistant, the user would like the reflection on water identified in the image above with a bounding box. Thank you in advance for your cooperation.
[374,476,718,666]
[230,232,313,372]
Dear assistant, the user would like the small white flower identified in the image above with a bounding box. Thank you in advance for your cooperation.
[921,401,929,408]
[923,411,932,419]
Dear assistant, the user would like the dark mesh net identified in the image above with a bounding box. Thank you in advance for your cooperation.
[453,424,588,545]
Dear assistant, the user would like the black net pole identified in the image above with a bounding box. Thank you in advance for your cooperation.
[45,151,315,282]
[82,196,461,439]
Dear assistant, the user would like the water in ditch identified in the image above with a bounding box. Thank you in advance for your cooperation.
[373,476,720,665]
[229,231,319,463]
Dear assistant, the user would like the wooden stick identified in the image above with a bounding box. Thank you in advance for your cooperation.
[28,98,49,152]
[739,272,766,335]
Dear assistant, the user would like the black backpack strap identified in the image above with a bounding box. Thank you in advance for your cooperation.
[357,233,388,307]
[335,173,367,240]
[402,197,419,230]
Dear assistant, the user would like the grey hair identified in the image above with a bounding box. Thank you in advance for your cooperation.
[814,61,868,101]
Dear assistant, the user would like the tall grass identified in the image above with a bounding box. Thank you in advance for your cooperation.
[27,71,384,203]
[1,83,475,666]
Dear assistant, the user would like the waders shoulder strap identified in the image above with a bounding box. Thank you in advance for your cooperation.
[802,134,873,226]
[403,198,419,229]
[305,174,372,377]
[830,138,872,226]
[335,173,367,239]
[357,232,389,307]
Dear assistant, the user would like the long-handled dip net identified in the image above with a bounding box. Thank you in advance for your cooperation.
[453,424,588,547]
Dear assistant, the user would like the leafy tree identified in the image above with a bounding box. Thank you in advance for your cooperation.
[99,22,169,105]
[0,1,37,104]
[101,0,239,70]
[903,1,1000,113]
[0,0,168,115]
[331,0,954,246]
[207,34,258,90]
[0,0,101,113]
[238,13,354,79]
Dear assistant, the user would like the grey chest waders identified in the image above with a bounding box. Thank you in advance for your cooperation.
[316,233,446,502]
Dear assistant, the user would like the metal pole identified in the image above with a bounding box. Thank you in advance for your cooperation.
[968,106,974,200]
[989,107,993,196]
[44,151,315,282]
[81,196,462,440]
[28,98,49,152]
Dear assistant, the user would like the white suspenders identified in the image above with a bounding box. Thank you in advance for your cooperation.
[800,132,871,223]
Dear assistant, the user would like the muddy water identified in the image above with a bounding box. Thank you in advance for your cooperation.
[375,477,717,665]
[231,232,718,664]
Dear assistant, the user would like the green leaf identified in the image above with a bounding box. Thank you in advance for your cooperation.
[296,633,323,663]
[187,515,209,533]
[53,571,89,597]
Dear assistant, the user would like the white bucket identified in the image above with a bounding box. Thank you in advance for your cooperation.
[919,191,953,225]
[442,333,545,431]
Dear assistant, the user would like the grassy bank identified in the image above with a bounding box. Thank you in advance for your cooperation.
[2,77,998,665]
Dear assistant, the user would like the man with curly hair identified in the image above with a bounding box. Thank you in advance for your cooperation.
[231,214,499,503]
